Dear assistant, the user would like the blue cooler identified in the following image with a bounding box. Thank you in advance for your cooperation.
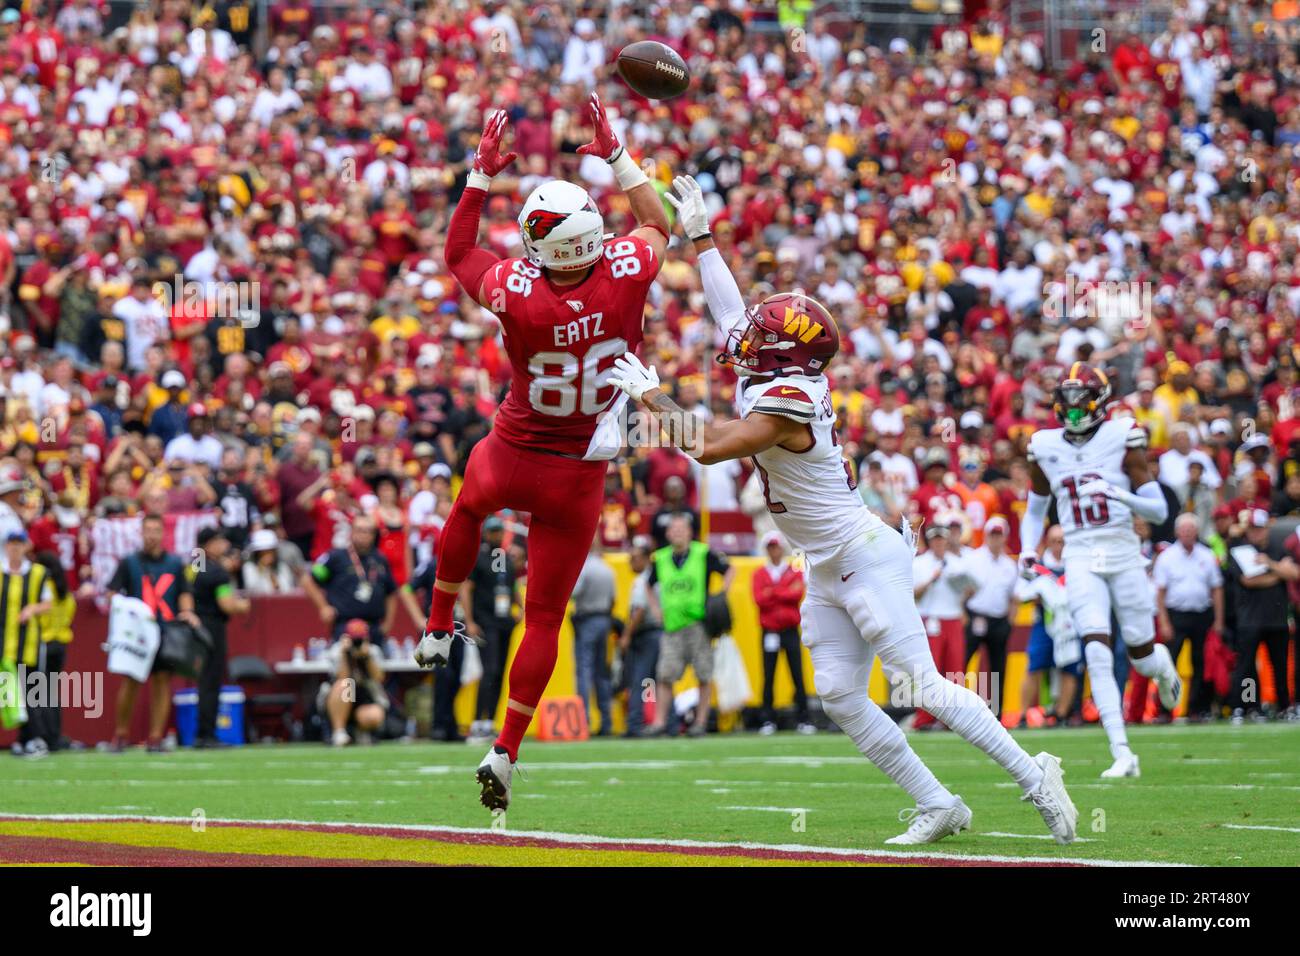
[173,689,199,746]
[216,685,246,746]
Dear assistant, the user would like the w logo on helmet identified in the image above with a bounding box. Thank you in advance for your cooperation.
[525,210,568,241]
[782,307,823,344]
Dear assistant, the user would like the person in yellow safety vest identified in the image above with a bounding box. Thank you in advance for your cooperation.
[31,550,76,751]
[641,515,733,737]
[779,0,813,32]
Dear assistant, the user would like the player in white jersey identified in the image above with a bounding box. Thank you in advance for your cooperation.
[1020,362,1181,778]
[608,176,1077,846]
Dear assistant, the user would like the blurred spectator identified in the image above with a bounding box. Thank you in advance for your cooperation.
[571,534,616,736]
[1226,510,1297,721]
[621,536,662,738]
[242,529,297,594]
[752,531,812,735]
[912,524,976,730]
[4,531,53,757]
[644,515,732,737]
[105,514,200,752]
[462,516,519,743]
[191,528,250,748]
[962,517,1018,716]
[1153,514,1224,722]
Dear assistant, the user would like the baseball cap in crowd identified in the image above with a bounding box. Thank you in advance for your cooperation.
[187,402,208,418]
[1248,509,1270,528]
[248,529,279,553]
[1241,434,1270,453]
[483,516,505,532]
[923,447,949,470]
[984,516,1009,536]
[426,463,452,481]
[960,410,983,430]
[411,442,435,459]
[1,9,19,23]
[1212,504,1232,521]
[924,525,949,540]
[889,37,910,54]
[161,370,187,390]
[761,530,786,550]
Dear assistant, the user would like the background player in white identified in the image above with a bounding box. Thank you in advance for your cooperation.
[1019,363,1180,778]
[609,176,1077,846]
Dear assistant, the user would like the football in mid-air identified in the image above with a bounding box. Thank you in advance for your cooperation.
[615,40,690,100]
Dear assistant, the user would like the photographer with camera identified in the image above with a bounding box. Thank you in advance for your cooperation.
[325,619,389,747]
[300,514,398,745]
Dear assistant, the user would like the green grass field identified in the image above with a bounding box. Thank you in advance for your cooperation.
[4,723,1298,866]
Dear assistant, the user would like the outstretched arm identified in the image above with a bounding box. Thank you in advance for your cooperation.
[607,353,807,465]
[577,94,669,269]
[666,175,748,337]
[445,109,518,306]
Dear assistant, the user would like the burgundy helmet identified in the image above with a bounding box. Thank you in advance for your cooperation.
[1054,361,1113,434]
[716,292,840,377]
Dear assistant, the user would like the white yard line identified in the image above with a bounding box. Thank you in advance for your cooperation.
[0,811,1186,867]
[1222,824,1300,834]
[983,831,1093,842]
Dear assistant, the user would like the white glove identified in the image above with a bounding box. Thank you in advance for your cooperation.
[1076,478,1119,501]
[1018,552,1041,580]
[664,175,711,241]
[607,351,661,402]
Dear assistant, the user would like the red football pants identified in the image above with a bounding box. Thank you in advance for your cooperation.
[431,431,605,756]
[914,617,967,729]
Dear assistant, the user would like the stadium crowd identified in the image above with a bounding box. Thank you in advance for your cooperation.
[1,0,1299,751]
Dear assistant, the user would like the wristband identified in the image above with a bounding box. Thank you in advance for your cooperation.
[610,149,649,191]
[466,169,492,192]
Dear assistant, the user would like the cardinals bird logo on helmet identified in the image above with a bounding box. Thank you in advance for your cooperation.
[1053,362,1112,435]
[524,210,569,241]
[716,292,840,377]
[518,181,607,272]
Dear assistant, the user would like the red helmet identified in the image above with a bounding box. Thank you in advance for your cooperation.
[1053,362,1112,435]
[716,292,840,377]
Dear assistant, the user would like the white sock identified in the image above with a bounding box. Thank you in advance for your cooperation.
[919,673,1043,792]
[826,691,956,810]
[1084,640,1131,759]
[1130,642,1176,682]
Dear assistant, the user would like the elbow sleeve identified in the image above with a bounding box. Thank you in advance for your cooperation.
[1130,481,1169,524]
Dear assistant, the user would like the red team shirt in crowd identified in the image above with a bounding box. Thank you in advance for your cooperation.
[478,235,658,457]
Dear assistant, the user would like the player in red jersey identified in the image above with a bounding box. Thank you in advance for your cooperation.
[417,100,669,810]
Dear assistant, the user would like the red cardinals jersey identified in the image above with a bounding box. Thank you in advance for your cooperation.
[480,235,658,457]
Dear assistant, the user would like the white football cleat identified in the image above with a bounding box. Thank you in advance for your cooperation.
[885,798,972,845]
[1100,751,1141,778]
[414,630,453,668]
[1155,669,1183,711]
[331,729,350,747]
[1023,752,1077,844]
[476,746,514,811]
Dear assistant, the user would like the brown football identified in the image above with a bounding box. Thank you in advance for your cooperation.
[616,41,690,100]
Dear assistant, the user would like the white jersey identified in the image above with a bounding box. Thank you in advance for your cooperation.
[1028,418,1146,561]
[736,373,881,564]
